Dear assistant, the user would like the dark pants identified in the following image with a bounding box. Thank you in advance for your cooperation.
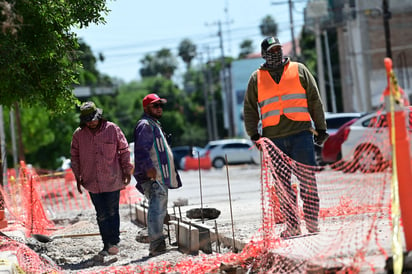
[89,190,121,249]
[270,131,320,230]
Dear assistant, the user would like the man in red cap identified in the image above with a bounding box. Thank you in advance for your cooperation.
[133,93,182,256]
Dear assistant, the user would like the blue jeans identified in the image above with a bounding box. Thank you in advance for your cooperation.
[89,190,120,249]
[141,180,168,250]
[270,131,319,230]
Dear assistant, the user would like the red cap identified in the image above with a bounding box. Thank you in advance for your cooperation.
[142,93,167,107]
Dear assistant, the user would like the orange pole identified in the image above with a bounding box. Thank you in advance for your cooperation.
[384,57,412,251]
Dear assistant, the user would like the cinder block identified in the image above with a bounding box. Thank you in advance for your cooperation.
[190,222,213,254]
[134,205,147,226]
[172,221,199,254]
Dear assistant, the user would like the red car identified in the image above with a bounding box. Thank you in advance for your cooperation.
[321,118,359,169]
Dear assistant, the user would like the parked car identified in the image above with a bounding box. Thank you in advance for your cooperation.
[171,146,203,170]
[315,112,366,166]
[320,117,360,169]
[203,139,260,168]
[340,108,412,173]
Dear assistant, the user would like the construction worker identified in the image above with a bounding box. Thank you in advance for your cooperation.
[243,37,329,238]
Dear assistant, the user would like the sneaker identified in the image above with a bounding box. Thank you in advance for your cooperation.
[108,244,119,255]
[280,227,302,238]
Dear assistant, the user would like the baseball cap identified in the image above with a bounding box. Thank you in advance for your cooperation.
[261,37,281,52]
[142,93,167,107]
[79,101,103,123]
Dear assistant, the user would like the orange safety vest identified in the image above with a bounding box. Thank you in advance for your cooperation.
[257,62,311,128]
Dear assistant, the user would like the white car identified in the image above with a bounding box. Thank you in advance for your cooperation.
[324,112,366,134]
[340,108,412,173]
[203,139,260,168]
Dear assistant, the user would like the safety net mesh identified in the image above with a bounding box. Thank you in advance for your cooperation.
[0,58,408,273]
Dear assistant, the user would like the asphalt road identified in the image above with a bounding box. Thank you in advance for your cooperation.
[167,164,262,243]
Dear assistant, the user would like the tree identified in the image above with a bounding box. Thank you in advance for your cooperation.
[77,40,114,86]
[0,1,110,172]
[259,15,278,37]
[0,0,109,113]
[178,38,197,70]
[299,27,317,77]
[139,48,178,80]
[238,39,255,59]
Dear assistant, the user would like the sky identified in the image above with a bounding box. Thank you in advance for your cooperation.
[74,0,308,83]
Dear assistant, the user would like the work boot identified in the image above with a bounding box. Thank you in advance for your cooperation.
[149,240,166,257]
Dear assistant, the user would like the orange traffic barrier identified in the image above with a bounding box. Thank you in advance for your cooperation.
[384,57,412,251]
[183,153,212,171]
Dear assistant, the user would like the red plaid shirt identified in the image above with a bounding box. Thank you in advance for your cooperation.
[71,120,133,193]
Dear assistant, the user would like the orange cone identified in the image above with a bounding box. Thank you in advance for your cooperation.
[384,57,412,251]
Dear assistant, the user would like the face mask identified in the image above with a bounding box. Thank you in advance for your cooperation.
[262,48,283,69]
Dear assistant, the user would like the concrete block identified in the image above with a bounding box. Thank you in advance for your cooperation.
[134,205,147,227]
[172,221,199,254]
[190,222,213,254]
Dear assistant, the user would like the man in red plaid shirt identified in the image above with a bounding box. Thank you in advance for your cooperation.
[71,101,133,257]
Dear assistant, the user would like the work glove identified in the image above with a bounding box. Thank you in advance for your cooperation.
[314,129,329,146]
[251,133,261,150]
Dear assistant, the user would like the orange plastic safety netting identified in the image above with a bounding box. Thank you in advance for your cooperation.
[1,82,409,273]
[80,108,402,273]
[0,115,404,273]
[0,163,141,237]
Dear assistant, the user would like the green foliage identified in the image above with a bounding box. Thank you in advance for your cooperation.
[139,48,178,80]
[3,104,78,169]
[178,38,197,70]
[239,39,254,59]
[0,0,108,113]
[299,27,317,76]
[259,15,278,37]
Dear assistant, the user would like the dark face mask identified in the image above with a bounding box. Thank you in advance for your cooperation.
[262,48,283,69]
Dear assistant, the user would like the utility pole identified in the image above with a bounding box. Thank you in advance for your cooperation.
[288,0,297,58]
[271,0,297,59]
[315,20,327,110]
[323,30,337,113]
[204,46,219,140]
[199,52,213,141]
[382,0,392,58]
[217,21,235,137]
[306,1,329,110]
